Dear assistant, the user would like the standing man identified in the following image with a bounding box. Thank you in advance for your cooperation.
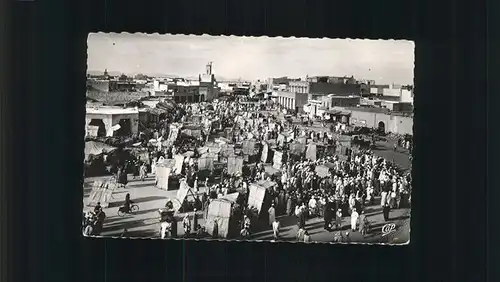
[297,203,307,228]
[335,208,343,230]
[182,214,191,237]
[323,198,334,231]
[193,208,198,232]
[383,202,391,221]
[212,219,219,239]
[285,192,292,216]
[358,210,368,236]
[171,215,178,238]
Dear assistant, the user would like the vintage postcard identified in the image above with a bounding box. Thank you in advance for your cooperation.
[83,33,414,244]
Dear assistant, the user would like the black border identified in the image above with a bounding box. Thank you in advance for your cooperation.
[5,0,492,281]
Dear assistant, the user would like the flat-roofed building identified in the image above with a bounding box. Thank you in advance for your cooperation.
[85,107,140,137]
[339,107,413,135]
[275,91,309,113]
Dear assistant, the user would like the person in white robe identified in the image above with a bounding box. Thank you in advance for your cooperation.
[272,219,280,239]
[350,209,359,232]
[151,158,157,175]
[308,197,317,217]
[193,177,199,193]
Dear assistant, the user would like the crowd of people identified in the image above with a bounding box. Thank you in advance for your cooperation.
[85,97,412,242]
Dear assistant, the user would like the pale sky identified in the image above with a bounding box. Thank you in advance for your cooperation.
[87,33,415,85]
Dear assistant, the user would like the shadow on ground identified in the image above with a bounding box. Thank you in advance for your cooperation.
[102,217,159,234]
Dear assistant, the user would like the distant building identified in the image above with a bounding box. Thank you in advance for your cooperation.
[383,84,402,97]
[339,106,413,135]
[138,107,163,124]
[326,95,361,108]
[370,85,390,96]
[233,87,250,96]
[149,62,219,102]
[169,84,200,103]
[368,84,414,104]
[288,81,309,94]
[88,69,111,80]
[380,101,413,113]
[306,75,357,84]
[199,62,219,101]
[267,77,300,92]
[87,79,110,92]
[303,99,324,117]
[357,79,376,85]
[303,95,360,117]
[86,91,150,107]
[218,82,235,93]
[109,80,138,92]
[400,88,414,103]
[360,98,383,108]
[153,80,170,92]
[275,91,309,113]
[308,82,361,100]
[287,79,362,99]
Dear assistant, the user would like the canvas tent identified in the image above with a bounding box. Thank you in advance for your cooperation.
[206,143,222,154]
[196,146,209,155]
[277,133,293,147]
[315,165,331,178]
[221,192,239,202]
[277,134,286,147]
[289,142,306,156]
[220,144,235,158]
[260,142,274,163]
[273,150,283,169]
[198,153,216,171]
[247,180,276,218]
[84,141,117,161]
[227,156,244,175]
[242,140,257,155]
[256,180,277,190]
[173,154,185,174]
[337,135,352,147]
[166,124,180,145]
[155,166,171,190]
[86,179,116,208]
[181,125,203,138]
[264,165,281,176]
[247,184,267,214]
[204,198,235,238]
[174,180,198,209]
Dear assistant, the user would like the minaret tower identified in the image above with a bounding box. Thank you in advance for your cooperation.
[206,62,212,75]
